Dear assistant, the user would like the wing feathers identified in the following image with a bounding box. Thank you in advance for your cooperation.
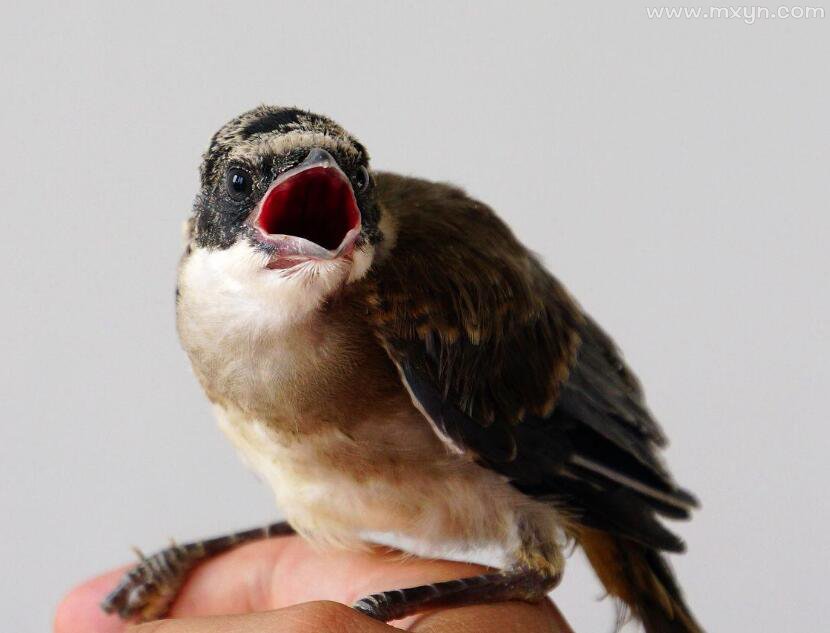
[402,360,518,463]
[366,172,697,554]
[567,454,697,514]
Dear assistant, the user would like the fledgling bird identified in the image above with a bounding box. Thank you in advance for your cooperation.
[102,106,704,632]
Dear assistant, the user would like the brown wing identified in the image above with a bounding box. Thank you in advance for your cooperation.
[366,173,697,551]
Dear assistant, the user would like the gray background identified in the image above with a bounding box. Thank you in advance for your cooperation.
[1,2,828,631]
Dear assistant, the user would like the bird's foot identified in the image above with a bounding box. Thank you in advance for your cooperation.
[100,542,201,621]
[352,567,559,622]
[100,521,295,622]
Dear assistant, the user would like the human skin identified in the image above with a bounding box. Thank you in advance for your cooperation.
[54,536,574,633]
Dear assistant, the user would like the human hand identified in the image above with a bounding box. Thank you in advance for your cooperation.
[54,535,573,632]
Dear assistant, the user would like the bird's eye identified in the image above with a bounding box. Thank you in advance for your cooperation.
[226,167,253,201]
[353,165,370,193]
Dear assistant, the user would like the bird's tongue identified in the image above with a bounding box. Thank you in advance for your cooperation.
[257,166,360,251]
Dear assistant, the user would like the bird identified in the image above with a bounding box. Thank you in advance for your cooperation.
[101,105,704,632]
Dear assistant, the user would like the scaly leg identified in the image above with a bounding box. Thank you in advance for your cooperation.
[101,521,294,621]
[353,566,560,622]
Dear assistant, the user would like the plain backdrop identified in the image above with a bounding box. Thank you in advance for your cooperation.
[1,2,828,631]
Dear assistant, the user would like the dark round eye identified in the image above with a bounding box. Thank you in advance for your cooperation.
[226,167,253,201]
[353,165,370,193]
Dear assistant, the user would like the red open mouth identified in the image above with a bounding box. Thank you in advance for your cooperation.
[256,166,361,253]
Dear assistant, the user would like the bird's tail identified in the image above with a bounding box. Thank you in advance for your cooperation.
[578,527,704,633]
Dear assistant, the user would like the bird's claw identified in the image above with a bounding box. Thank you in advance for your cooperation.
[100,543,201,621]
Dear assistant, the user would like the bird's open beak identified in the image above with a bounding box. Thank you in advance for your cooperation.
[250,148,362,267]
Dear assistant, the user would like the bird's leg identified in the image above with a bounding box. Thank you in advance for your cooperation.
[101,521,294,622]
[354,514,564,622]
[352,565,560,622]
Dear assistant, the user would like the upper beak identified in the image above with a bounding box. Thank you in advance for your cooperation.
[251,148,362,264]
[301,147,341,170]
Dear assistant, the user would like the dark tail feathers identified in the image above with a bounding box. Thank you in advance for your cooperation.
[578,528,704,633]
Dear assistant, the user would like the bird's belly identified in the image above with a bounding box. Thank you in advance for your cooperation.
[214,403,539,554]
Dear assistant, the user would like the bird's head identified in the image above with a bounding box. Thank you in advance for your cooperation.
[181,106,384,318]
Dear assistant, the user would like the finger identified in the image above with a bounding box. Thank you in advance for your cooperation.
[168,536,499,616]
[128,600,572,633]
[53,537,488,631]
[54,539,309,633]
[55,536,569,632]
[407,600,573,633]
[130,601,393,633]
[170,538,571,631]
[54,569,131,633]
